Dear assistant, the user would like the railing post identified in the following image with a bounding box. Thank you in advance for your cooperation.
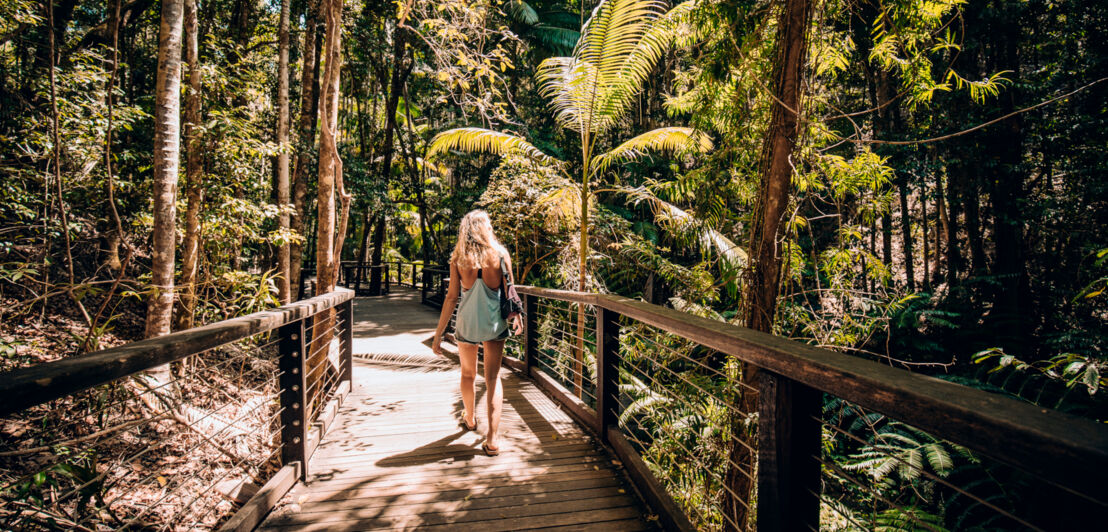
[278,318,309,480]
[384,264,390,294]
[595,307,619,441]
[339,298,354,386]
[756,371,821,531]
[523,293,538,372]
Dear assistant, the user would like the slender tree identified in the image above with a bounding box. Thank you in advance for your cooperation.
[146,0,184,340]
[290,0,322,300]
[176,0,203,329]
[726,0,813,527]
[276,0,292,303]
[428,0,708,395]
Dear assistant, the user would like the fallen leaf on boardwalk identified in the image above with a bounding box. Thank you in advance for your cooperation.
[612,460,622,467]
[551,434,558,440]
[593,465,599,470]
[463,494,472,501]
[618,489,625,494]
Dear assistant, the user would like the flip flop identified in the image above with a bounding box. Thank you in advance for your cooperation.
[459,415,477,431]
[481,441,501,456]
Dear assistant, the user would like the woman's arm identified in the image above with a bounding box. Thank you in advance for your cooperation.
[432,262,461,354]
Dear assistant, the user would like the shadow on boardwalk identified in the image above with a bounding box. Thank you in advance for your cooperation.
[259,288,652,531]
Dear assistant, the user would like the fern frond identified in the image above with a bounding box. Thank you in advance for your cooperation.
[426,127,560,167]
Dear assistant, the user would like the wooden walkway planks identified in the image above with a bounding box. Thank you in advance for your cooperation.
[258,288,651,531]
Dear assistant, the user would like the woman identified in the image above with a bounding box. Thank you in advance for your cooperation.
[432,210,523,456]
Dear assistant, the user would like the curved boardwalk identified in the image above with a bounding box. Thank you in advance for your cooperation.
[259,287,651,531]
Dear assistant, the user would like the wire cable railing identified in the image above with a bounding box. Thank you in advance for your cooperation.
[0,289,354,531]
[514,286,1108,532]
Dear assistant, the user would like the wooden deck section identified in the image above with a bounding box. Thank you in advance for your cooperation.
[258,287,651,531]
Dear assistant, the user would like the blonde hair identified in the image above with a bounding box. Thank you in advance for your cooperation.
[451,210,507,270]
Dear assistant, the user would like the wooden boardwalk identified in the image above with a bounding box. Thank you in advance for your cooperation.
[258,287,651,531]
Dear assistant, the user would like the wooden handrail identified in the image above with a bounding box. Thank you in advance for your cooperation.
[0,288,354,417]
[516,285,1108,516]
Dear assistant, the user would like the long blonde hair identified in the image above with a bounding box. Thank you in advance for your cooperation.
[451,210,507,270]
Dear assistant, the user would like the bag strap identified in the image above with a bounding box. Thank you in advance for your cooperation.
[499,256,512,289]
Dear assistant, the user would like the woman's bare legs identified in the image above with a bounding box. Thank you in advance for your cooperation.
[482,340,505,450]
[458,342,478,427]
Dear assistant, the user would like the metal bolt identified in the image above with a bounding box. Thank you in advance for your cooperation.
[293,402,300,409]
[292,384,300,391]
[292,368,299,374]
[292,436,301,444]
[291,333,299,340]
[293,420,300,426]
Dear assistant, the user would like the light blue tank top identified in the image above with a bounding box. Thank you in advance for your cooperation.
[455,269,507,343]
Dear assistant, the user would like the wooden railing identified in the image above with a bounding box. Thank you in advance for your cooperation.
[511,286,1108,531]
[420,265,450,309]
[336,261,428,297]
[0,289,355,531]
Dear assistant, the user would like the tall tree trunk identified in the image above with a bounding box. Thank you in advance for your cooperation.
[276,0,291,303]
[176,0,202,330]
[145,0,184,341]
[986,27,1028,348]
[309,0,345,414]
[290,0,321,300]
[357,211,373,266]
[370,25,411,294]
[898,181,915,292]
[369,214,386,294]
[935,173,948,286]
[727,0,812,528]
[921,176,931,291]
[314,0,344,295]
[944,170,963,286]
[961,167,987,272]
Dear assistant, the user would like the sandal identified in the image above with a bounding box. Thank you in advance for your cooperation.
[459,415,477,431]
[481,441,501,456]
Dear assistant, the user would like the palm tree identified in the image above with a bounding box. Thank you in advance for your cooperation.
[429,0,706,293]
[428,0,708,394]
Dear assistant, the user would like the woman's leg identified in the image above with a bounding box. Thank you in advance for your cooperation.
[481,340,505,449]
[458,342,478,426]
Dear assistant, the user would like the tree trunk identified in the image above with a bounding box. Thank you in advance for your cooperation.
[986,30,1028,348]
[290,0,321,300]
[314,0,343,295]
[276,0,292,303]
[369,214,386,294]
[176,0,202,330]
[145,0,184,341]
[370,25,411,294]
[307,0,346,416]
[728,0,813,528]
[921,176,931,291]
[961,167,987,273]
[935,173,948,286]
[944,170,963,286]
[898,180,915,292]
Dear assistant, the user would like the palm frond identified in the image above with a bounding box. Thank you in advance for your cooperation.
[540,184,583,224]
[506,0,539,26]
[426,127,560,166]
[537,0,690,134]
[622,185,747,271]
[530,25,582,54]
[591,127,712,176]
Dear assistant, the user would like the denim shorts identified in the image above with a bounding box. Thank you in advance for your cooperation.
[455,328,510,345]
